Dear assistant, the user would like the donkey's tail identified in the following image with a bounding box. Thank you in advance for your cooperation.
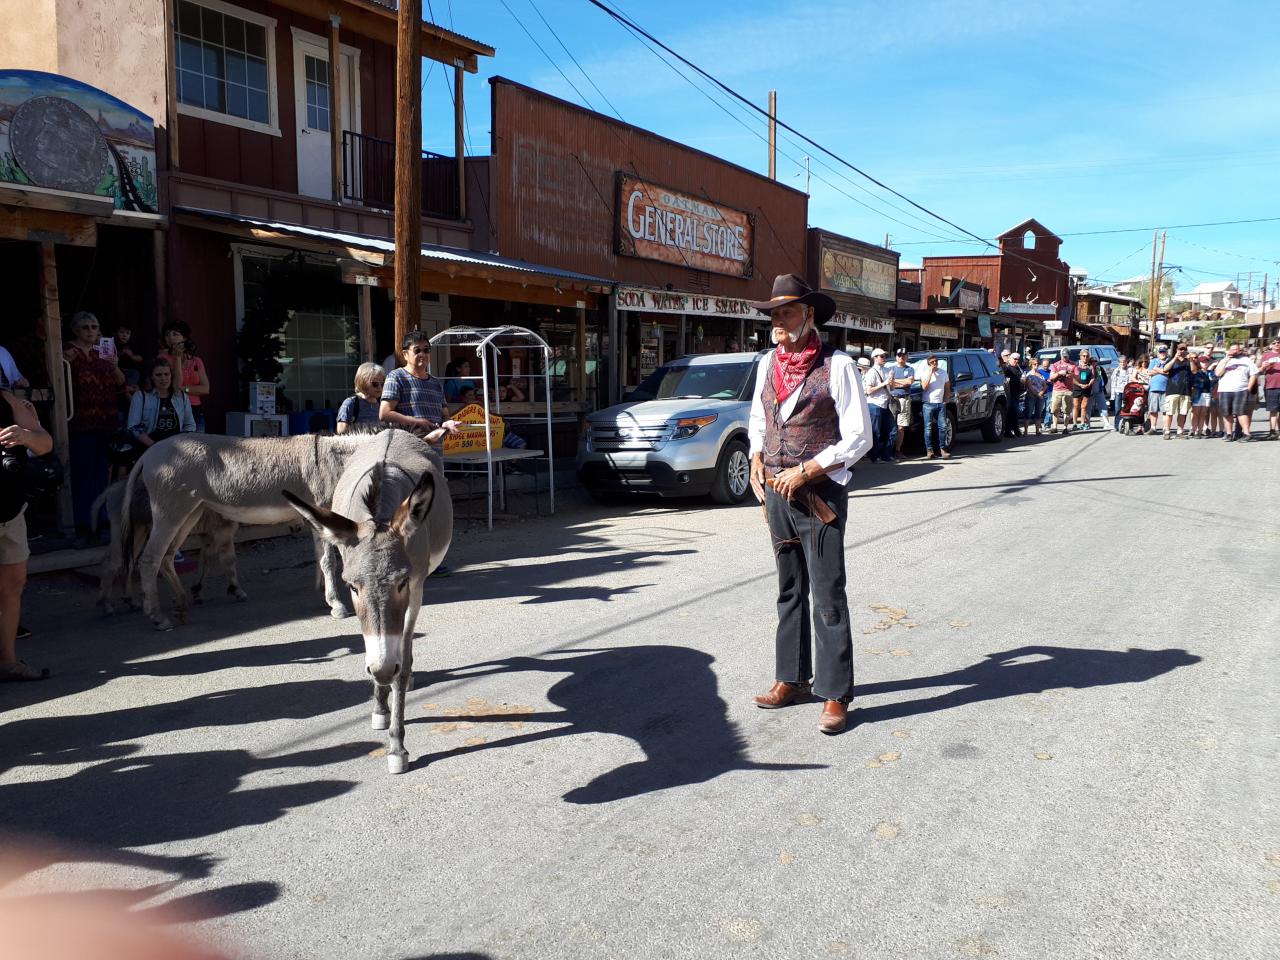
[118,458,148,584]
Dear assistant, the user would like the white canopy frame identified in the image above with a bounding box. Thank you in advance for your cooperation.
[429,325,555,529]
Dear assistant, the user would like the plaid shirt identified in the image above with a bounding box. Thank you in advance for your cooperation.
[381,368,446,424]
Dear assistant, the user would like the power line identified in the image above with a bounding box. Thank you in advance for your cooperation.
[524,0,623,120]
[894,216,1280,245]
[498,0,600,113]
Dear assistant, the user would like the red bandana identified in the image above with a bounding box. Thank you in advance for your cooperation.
[772,331,821,404]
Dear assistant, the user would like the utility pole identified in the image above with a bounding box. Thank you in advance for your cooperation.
[394,0,423,350]
[1152,231,1167,349]
[1261,273,1268,340]
[767,90,777,180]
[1147,230,1159,351]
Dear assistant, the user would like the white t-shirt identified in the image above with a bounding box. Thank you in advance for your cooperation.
[922,369,947,403]
[1217,357,1257,392]
[862,364,891,408]
[0,346,23,387]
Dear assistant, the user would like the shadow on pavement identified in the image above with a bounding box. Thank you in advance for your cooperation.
[409,645,824,801]
[852,644,1202,726]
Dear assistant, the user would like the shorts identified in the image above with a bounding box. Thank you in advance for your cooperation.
[1218,391,1249,418]
[1193,395,1213,408]
[1266,388,1280,414]
[1071,387,1089,400]
[1051,391,1073,416]
[1147,391,1165,413]
[0,505,30,565]
[1163,394,1192,416]
[893,397,912,427]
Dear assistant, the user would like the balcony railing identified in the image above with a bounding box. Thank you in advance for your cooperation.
[342,130,461,221]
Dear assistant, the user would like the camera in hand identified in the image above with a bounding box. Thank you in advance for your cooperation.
[0,399,24,474]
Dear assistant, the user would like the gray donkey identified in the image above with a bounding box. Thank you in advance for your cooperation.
[122,432,386,630]
[283,430,452,774]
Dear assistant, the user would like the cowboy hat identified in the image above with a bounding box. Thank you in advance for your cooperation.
[750,274,836,324]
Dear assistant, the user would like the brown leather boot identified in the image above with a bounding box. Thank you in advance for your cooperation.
[754,681,812,709]
[818,700,847,735]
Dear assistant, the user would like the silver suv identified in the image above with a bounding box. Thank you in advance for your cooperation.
[577,353,758,504]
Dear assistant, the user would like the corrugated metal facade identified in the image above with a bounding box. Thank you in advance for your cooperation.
[489,78,808,298]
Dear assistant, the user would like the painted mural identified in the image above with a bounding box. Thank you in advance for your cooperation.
[0,70,157,212]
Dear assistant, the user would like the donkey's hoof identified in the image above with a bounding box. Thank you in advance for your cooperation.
[153,618,174,632]
[230,587,249,603]
[98,600,116,616]
[330,603,352,619]
[387,752,408,775]
[371,712,390,731]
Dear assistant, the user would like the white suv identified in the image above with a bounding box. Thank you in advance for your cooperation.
[576,353,758,504]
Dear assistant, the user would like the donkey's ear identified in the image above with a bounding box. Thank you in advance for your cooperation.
[282,490,359,546]
[391,471,435,537]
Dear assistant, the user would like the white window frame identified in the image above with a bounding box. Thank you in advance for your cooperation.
[175,0,281,138]
[289,27,363,137]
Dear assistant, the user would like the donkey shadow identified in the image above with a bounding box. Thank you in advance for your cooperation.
[410,645,823,802]
[851,644,1202,726]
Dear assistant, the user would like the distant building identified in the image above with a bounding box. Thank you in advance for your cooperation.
[1172,281,1242,310]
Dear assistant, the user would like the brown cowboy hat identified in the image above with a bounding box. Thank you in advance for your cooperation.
[750,274,836,324]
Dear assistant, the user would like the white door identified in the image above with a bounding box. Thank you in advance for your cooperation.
[293,33,358,200]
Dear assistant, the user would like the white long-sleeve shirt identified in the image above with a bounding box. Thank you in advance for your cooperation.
[747,349,873,486]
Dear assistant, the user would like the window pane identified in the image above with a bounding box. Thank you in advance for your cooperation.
[203,44,224,80]
[245,22,267,59]
[178,36,201,71]
[247,88,268,122]
[177,0,201,37]
[246,57,267,92]
[204,76,225,112]
[316,107,330,132]
[313,58,329,86]
[224,17,245,52]
[200,6,222,45]
[227,83,248,119]
[226,50,247,85]
[305,57,317,82]
[177,69,204,108]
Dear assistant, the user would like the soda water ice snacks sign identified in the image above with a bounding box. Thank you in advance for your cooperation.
[616,174,754,278]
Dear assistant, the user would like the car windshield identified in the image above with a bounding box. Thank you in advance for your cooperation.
[625,362,754,401]
[909,356,950,380]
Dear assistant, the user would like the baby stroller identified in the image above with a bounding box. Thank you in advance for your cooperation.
[1117,381,1149,434]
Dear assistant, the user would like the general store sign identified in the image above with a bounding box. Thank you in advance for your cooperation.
[616,174,754,278]
[827,311,894,334]
[617,286,759,318]
[998,302,1058,315]
[819,241,896,302]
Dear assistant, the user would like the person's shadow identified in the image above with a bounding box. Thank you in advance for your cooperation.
[852,644,1201,726]
[411,645,824,802]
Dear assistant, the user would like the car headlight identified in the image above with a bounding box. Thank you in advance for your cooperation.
[672,414,717,439]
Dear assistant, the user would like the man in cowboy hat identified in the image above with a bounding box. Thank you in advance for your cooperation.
[746,274,873,735]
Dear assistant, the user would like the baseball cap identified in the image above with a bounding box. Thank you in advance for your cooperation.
[1156,344,1168,351]
[857,356,871,368]
[871,348,887,357]
[895,347,908,356]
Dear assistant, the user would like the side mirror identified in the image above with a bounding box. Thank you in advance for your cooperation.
[955,371,973,383]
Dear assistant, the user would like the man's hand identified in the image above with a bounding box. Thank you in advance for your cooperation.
[750,453,766,504]
[441,419,461,435]
[772,464,808,500]
[0,424,24,448]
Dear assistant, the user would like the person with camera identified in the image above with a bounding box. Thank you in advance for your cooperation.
[158,321,209,432]
[64,311,124,542]
[1159,344,1194,439]
[0,388,53,680]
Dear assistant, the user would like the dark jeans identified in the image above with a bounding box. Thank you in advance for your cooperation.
[868,405,892,460]
[69,429,109,530]
[764,481,854,702]
[1112,395,1124,430]
[1006,394,1023,435]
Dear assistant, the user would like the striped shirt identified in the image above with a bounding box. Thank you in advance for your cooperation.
[381,368,446,425]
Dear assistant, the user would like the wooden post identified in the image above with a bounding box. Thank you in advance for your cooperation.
[329,15,343,203]
[1153,231,1166,345]
[1147,230,1159,351]
[163,0,180,171]
[40,242,73,534]
[153,229,167,330]
[576,303,588,406]
[394,0,422,350]
[454,61,467,221]
[607,293,619,405]
[767,90,777,180]
[359,283,374,361]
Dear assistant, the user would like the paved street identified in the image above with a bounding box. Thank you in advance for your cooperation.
[2,427,1277,960]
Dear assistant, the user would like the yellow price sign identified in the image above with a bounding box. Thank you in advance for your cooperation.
[442,403,505,455]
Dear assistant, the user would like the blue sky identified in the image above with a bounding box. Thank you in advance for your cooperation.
[423,0,1280,298]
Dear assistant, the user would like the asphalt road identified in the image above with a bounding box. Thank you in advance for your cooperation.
[2,423,1277,960]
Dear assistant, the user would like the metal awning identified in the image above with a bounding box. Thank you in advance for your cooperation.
[174,207,611,289]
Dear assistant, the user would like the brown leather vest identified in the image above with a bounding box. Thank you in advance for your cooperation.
[761,344,839,471]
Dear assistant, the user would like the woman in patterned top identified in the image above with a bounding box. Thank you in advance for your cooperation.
[63,311,124,538]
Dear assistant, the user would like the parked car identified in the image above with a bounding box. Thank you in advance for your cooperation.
[577,353,759,504]
[1035,343,1120,375]
[902,348,1010,445]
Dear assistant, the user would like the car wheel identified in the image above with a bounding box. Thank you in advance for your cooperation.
[944,409,957,450]
[981,402,1006,442]
[585,486,627,505]
[710,439,751,505]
